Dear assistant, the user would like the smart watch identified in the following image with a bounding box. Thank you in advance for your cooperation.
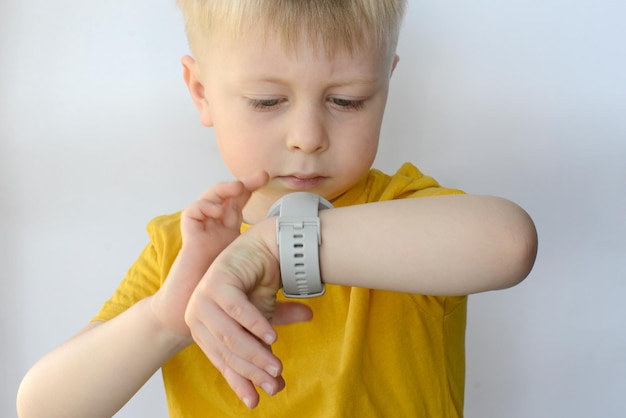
[267,192,333,298]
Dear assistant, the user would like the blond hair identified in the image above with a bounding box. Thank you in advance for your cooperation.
[176,0,406,58]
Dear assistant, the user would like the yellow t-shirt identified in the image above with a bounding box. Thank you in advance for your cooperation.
[94,163,467,417]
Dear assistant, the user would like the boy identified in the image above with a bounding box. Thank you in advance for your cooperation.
[17,0,537,417]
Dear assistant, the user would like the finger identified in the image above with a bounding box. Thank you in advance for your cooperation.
[195,324,282,396]
[221,367,285,409]
[194,181,248,229]
[222,366,259,409]
[271,302,313,326]
[216,286,278,346]
[240,171,270,192]
[187,304,283,396]
[209,320,281,379]
[222,173,269,228]
[221,195,247,230]
[193,327,278,409]
[186,289,281,376]
[183,199,224,223]
[197,181,244,202]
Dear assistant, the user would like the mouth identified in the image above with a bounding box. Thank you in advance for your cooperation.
[276,174,327,190]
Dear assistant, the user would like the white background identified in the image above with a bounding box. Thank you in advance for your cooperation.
[2,1,625,417]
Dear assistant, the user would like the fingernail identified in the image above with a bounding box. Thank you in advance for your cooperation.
[266,365,279,377]
[262,382,275,396]
[243,397,253,409]
[263,333,276,345]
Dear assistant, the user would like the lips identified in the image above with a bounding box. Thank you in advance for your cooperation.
[277,174,327,190]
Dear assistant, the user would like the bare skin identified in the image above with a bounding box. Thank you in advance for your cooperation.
[17,18,538,417]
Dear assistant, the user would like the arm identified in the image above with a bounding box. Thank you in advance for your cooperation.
[16,300,185,418]
[16,174,278,418]
[187,194,538,407]
[318,194,537,295]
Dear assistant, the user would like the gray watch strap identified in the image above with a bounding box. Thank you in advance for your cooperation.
[267,192,333,298]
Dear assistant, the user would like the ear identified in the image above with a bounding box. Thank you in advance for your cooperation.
[181,55,213,127]
[390,54,400,78]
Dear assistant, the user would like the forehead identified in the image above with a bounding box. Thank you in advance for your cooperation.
[203,24,385,59]
[199,26,391,84]
[193,23,392,76]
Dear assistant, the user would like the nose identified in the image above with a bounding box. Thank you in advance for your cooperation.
[286,104,329,153]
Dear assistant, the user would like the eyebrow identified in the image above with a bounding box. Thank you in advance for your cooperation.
[237,75,381,88]
[330,76,381,88]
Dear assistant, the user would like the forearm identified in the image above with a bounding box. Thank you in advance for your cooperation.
[184,193,537,405]
[17,297,187,418]
[259,194,537,296]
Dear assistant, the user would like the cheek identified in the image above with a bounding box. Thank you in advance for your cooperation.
[354,143,378,173]
[215,132,272,178]
[214,129,252,176]
[346,121,381,160]
[351,125,380,170]
[335,131,379,176]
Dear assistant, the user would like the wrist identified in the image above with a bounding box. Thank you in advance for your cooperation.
[264,192,332,298]
[141,297,193,353]
[245,217,280,261]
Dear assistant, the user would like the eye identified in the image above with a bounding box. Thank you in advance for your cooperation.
[247,98,284,111]
[329,97,366,111]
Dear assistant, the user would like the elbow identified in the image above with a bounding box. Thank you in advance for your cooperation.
[497,202,538,290]
[16,372,37,418]
[16,365,54,418]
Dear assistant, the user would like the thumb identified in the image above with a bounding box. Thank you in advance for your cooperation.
[271,302,313,326]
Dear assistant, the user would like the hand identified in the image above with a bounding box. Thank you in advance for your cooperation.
[149,172,269,345]
[184,220,313,409]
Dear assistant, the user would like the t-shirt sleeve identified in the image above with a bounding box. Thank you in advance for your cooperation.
[381,162,465,200]
[91,213,182,322]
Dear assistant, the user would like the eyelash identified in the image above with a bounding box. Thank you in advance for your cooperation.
[247,98,366,111]
[330,98,365,111]
[248,98,283,110]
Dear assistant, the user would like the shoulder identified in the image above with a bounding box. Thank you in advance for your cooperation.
[381,162,465,198]
[146,211,182,237]
[145,211,183,265]
[91,212,183,322]
[335,162,465,206]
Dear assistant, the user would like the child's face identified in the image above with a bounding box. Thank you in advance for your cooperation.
[184,28,398,219]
